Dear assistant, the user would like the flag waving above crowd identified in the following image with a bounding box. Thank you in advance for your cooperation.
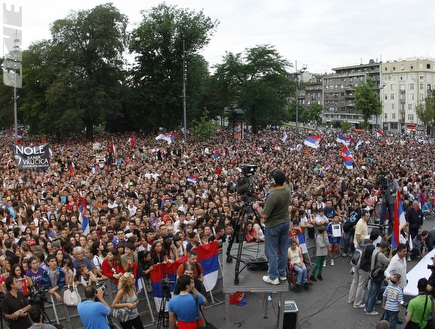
[340,145,354,169]
[304,136,322,149]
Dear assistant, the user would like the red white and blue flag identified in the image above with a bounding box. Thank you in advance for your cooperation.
[79,199,89,235]
[150,242,219,311]
[110,137,116,155]
[304,136,322,149]
[336,135,355,145]
[376,129,385,138]
[391,191,406,249]
[155,133,175,144]
[128,132,135,147]
[340,145,354,169]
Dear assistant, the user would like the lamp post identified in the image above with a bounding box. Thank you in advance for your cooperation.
[295,61,307,136]
[182,40,187,141]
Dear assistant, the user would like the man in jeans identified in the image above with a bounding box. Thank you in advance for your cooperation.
[254,168,291,285]
[365,240,390,315]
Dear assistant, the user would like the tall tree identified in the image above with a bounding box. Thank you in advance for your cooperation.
[354,78,382,127]
[21,4,129,139]
[416,90,435,135]
[212,45,293,133]
[129,3,218,133]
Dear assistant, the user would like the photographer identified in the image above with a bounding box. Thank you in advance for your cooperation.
[28,304,57,329]
[77,285,111,329]
[425,257,435,299]
[379,174,399,226]
[2,276,32,329]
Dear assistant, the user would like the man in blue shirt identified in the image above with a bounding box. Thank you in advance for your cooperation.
[77,286,111,329]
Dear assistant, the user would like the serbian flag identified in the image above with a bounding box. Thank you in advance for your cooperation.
[150,242,219,311]
[110,137,116,155]
[79,199,89,235]
[376,129,385,138]
[187,176,199,184]
[356,138,363,150]
[391,191,406,249]
[128,132,135,147]
[304,136,322,149]
[340,145,354,169]
[336,135,351,145]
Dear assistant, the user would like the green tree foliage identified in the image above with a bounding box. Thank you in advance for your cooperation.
[212,45,292,133]
[300,103,323,126]
[340,120,352,133]
[191,109,219,139]
[416,90,435,133]
[20,4,129,139]
[354,78,382,126]
[129,3,218,133]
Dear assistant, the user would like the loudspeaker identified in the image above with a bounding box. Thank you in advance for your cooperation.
[279,299,298,329]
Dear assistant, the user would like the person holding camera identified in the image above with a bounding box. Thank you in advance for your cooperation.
[254,168,291,285]
[77,285,111,329]
[111,272,143,329]
[168,274,206,329]
[405,278,434,329]
[424,256,435,299]
[1,276,32,329]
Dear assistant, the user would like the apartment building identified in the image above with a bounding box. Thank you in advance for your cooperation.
[381,58,435,132]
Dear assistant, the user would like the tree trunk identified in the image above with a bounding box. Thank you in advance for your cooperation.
[85,122,94,141]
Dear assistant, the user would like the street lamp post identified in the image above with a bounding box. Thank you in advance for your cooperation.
[182,40,187,141]
[295,61,307,136]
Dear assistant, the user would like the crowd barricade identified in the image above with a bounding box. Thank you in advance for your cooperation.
[0,261,225,329]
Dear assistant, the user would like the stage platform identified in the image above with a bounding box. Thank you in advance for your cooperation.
[223,242,288,329]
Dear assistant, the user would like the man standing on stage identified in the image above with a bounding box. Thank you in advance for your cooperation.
[254,168,291,285]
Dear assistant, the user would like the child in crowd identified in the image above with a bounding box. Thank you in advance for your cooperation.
[382,274,404,329]
[326,215,342,266]
[310,225,328,282]
[138,250,153,292]
[78,264,98,287]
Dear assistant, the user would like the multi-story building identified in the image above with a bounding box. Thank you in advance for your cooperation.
[380,58,435,132]
[322,59,381,126]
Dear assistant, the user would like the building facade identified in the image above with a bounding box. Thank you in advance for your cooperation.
[380,58,435,133]
[321,59,381,126]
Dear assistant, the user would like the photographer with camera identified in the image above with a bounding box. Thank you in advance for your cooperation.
[254,168,291,285]
[379,173,399,227]
[28,304,57,329]
[2,276,32,329]
[77,285,111,329]
[424,257,435,299]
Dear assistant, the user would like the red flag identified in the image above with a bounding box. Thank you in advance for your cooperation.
[68,163,75,177]
[129,132,135,147]
[110,137,116,155]
[41,136,46,144]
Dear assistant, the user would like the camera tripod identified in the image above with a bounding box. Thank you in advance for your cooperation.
[156,294,170,329]
[226,199,263,284]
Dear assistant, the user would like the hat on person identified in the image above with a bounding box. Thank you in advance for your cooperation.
[33,245,43,251]
[51,241,60,249]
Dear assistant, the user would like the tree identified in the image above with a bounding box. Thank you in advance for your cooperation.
[190,109,219,139]
[340,120,352,133]
[213,45,293,133]
[300,103,323,126]
[416,90,435,135]
[20,4,129,139]
[129,3,218,133]
[354,78,382,127]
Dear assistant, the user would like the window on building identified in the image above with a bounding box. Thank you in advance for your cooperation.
[392,74,397,80]
[421,93,425,101]
[391,123,398,129]
[410,65,414,70]
[400,84,406,90]
[427,64,431,69]
[392,113,396,120]
[408,104,413,111]
[428,74,433,80]
[420,63,423,69]
[400,74,405,80]
[391,84,396,90]
[420,74,424,80]
[391,104,395,110]
[384,113,387,120]
[409,83,414,90]
[420,83,424,90]
[408,114,414,121]
[408,93,415,100]
[393,66,396,71]
[391,93,395,100]
[385,67,388,71]
[401,65,404,70]
[409,73,415,80]
[428,84,432,91]
[385,94,388,100]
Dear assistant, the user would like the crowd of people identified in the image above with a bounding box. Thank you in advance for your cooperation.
[0,127,435,328]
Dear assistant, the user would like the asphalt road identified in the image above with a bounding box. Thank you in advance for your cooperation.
[204,218,435,329]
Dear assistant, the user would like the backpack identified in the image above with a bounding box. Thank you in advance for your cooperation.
[350,239,374,269]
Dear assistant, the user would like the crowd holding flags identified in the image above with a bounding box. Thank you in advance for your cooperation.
[128,132,135,147]
[155,132,176,144]
[376,129,385,138]
[304,135,322,149]
[340,145,354,169]
[79,199,90,235]
[391,191,406,249]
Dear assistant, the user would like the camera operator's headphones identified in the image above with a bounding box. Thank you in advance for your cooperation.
[269,168,286,187]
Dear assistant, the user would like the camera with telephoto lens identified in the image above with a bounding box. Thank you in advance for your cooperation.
[96,280,107,291]
[27,287,48,305]
[428,264,435,271]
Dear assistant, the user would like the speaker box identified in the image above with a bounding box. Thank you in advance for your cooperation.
[279,299,298,329]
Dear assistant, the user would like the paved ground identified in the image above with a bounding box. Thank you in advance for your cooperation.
[204,218,435,329]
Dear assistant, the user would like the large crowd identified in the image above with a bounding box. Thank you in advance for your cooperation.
[0,127,435,328]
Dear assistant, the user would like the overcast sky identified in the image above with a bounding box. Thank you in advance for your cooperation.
[5,0,435,73]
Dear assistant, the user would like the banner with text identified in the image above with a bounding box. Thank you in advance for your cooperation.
[14,144,50,169]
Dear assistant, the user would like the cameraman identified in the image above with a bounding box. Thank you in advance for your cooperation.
[425,257,435,299]
[28,305,57,329]
[2,276,32,329]
[77,285,111,329]
[379,174,399,226]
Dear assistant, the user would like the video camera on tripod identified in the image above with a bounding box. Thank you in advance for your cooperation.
[157,274,175,329]
[377,171,391,195]
[26,287,48,306]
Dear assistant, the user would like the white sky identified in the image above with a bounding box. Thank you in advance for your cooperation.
[4,0,435,73]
